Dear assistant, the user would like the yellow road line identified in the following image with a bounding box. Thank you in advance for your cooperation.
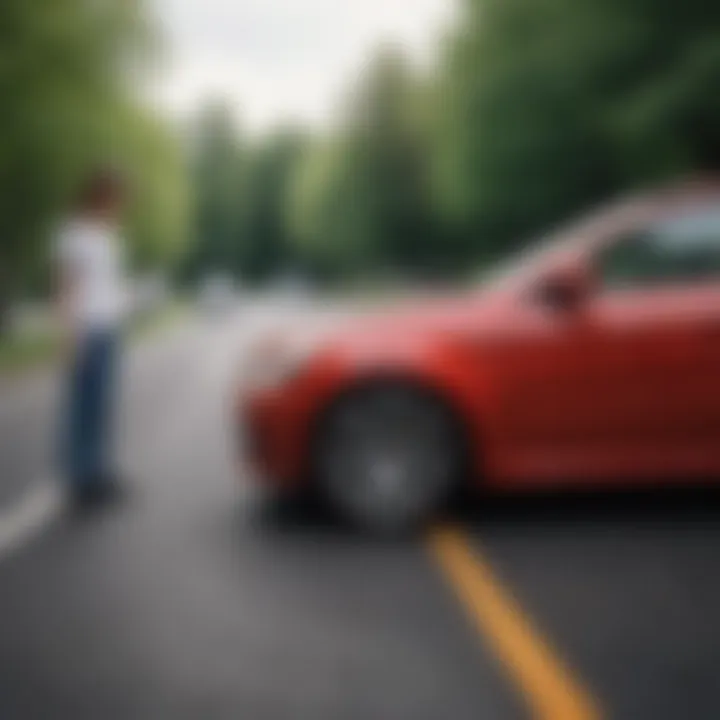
[428,524,601,720]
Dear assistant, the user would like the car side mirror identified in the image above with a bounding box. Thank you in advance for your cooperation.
[534,268,590,313]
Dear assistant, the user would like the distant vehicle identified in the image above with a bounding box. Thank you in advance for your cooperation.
[198,274,236,314]
[237,179,720,533]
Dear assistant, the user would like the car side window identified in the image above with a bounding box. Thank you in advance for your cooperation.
[599,207,720,289]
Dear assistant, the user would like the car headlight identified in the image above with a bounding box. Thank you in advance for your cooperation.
[246,333,321,390]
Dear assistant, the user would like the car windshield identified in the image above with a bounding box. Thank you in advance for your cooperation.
[478,244,550,286]
[475,201,624,292]
[476,232,574,291]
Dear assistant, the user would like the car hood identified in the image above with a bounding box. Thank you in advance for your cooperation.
[324,287,512,352]
[246,287,513,368]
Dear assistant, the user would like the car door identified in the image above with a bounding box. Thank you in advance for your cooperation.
[487,203,720,486]
[484,267,643,486]
[589,204,720,479]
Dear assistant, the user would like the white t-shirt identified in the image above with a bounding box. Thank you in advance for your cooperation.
[54,218,127,330]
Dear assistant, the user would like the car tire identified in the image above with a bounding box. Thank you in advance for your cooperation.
[315,382,463,535]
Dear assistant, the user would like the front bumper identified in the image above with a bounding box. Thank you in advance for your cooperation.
[235,348,346,492]
[237,385,310,491]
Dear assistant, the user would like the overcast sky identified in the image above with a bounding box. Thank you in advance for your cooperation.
[151,0,456,132]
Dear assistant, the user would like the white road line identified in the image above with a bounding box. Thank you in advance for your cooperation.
[0,307,270,564]
[0,481,63,562]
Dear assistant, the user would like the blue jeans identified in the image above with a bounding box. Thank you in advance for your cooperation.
[62,330,119,488]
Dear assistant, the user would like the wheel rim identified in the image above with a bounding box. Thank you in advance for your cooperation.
[321,388,454,528]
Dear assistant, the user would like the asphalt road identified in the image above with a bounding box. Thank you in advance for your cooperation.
[0,301,719,719]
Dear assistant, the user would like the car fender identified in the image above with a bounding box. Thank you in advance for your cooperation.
[301,335,493,483]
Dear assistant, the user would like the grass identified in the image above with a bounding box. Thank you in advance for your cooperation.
[0,302,188,377]
[0,331,60,376]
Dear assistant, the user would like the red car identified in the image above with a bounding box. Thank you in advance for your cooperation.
[239,180,720,532]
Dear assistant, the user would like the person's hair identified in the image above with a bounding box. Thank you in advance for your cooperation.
[75,168,124,214]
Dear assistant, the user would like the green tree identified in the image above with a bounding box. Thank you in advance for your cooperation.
[240,129,307,282]
[434,0,720,264]
[183,101,246,282]
[288,137,361,278]
[0,0,155,319]
[182,105,307,285]
[288,45,441,280]
[121,108,190,272]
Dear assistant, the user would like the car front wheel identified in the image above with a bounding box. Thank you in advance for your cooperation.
[316,383,462,534]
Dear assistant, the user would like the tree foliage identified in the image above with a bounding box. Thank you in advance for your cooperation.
[288,46,442,280]
[178,0,720,287]
[184,103,245,280]
[434,0,720,260]
[241,129,307,281]
[183,103,307,285]
[0,0,187,309]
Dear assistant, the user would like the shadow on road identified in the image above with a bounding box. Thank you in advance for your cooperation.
[250,482,720,539]
[455,483,720,531]
[247,492,422,546]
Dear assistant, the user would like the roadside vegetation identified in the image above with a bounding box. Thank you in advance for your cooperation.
[183,0,720,286]
[2,0,720,329]
[0,302,187,376]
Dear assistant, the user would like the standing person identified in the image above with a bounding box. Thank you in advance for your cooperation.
[54,170,127,504]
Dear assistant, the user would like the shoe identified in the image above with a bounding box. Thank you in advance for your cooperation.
[71,477,126,508]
